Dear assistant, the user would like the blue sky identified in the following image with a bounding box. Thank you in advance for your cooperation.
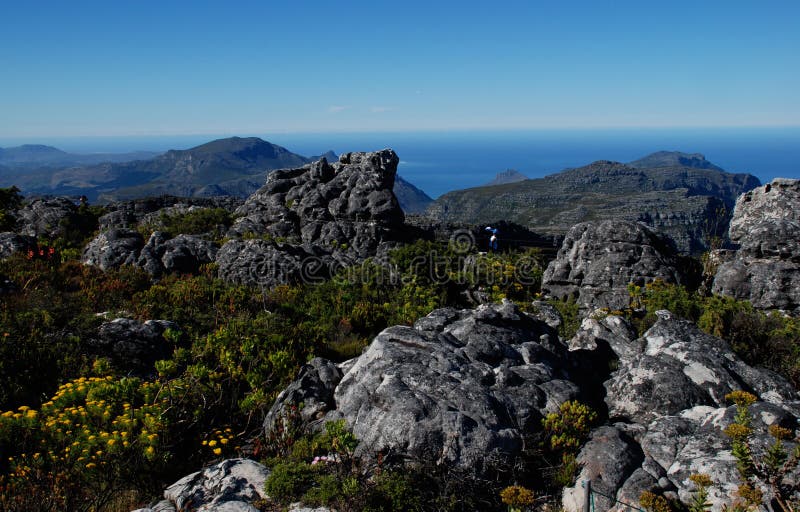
[1,0,798,137]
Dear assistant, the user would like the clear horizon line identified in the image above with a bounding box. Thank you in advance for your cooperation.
[2,123,800,141]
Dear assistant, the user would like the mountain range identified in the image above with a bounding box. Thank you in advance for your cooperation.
[0,144,159,167]
[0,138,434,214]
[426,151,760,253]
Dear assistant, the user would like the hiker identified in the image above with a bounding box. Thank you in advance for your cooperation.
[485,226,499,252]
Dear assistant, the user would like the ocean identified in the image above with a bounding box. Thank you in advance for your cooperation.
[2,127,798,199]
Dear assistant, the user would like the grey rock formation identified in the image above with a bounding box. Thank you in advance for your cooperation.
[265,358,343,430]
[265,300,578,473]
[82,228,217,276]
[0,231,36,259]
[87,318,179,375]
[562,312,800,510]
[713,179,800,313]
[15,197,79,239]
[82,228,145,270]
[218,150,406,287]
[728,178,800,240]
[542,221,687,311]
[605,312,797,423]
[99,196,242,231]
[263,300,800,509]
[132,459,270,512]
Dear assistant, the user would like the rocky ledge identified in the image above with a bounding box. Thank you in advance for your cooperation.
[258,301,799,510]
[713,178,800,313]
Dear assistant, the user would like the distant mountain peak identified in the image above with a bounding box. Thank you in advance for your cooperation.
[629,151,724,172]
[485,169,528,186]
[182,136,281,155]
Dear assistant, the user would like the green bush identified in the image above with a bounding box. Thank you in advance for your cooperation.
[0,186,23,231]
[142,208,233,238]
[264,461,316,504]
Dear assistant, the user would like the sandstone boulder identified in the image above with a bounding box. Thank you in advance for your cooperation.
[713,179,800,313]
[15,197,79,239]
[265,301,577,473]
[542,221,688,311]
[82,229,217,276]
[0,231,36,259]
[132,459,269,512]
[87,318,179,375]
[562,311,800,510]
[218,150,405,287]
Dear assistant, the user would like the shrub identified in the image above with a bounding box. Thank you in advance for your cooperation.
[142,207,233,238]
[0,376,173,510]
[0,186,23,231]
[264,461,316,504]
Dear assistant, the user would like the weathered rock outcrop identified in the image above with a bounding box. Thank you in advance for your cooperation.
[87,318,179,375]
[218,150,406,287]
[132,458,270,512]
[263,301,799,510]
[0,232,36,259]
[82,229,145,270]
[265,300,579,473]
[98,196,242,231]
[82,229,217,276]
[713,179,800,313]
[562,311,800,510]
[15,197,79,239]
[542,221,689,311]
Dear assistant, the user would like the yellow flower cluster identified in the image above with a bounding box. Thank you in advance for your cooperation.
[0,375,169,482]
[201,427,237,457]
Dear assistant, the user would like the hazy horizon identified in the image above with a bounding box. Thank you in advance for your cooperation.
[2,126,798,199]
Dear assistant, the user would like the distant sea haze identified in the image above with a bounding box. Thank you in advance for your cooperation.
[3,127,798,198]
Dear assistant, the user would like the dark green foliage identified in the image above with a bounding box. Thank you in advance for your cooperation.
[264,461,316,504]
[56,203,106,250]
[547,297,581,339]
[143,207,233,238]
[0,186,23,231]
[0,257,151,409]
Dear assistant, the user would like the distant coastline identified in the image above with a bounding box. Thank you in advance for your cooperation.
[2,126,798,198]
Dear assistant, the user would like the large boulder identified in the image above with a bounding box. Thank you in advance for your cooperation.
[0,232,37,259]
[713,179,800,313]
[82,228,145,270]
[218,150,405,287]
[87,318,179,375]
[562,311,800,510]
[132,458,270,512]
[542,221,688,311]
[265,301,578,473]
[727,178,800,240]
[82,229,217,276]
[605,311,798,423]
[15,197,79,239]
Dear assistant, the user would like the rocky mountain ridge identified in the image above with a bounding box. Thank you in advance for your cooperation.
[0,137,431,214]
[426,152,760,254]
